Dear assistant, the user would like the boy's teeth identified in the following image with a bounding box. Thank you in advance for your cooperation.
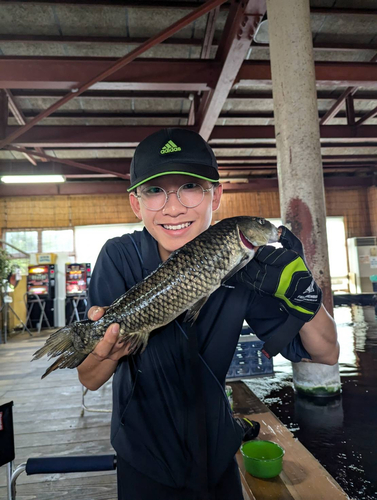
[163,222,191,230]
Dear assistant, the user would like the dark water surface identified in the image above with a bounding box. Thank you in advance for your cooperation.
[245,305,377,500]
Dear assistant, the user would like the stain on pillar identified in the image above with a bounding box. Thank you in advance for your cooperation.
[285,197,315,268]
[286,197,333,315]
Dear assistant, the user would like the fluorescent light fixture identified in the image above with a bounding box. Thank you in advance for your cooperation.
[220,178,249,183]
[254,17,269,44]
[1,175,65,184]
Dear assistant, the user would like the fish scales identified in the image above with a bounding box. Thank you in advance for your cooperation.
[32,216,278,378]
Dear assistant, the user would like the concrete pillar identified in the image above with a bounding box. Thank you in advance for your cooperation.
[266,0,341,396]
[292,362,341,397]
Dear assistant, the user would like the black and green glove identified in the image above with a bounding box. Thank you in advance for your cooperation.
[238,226,322,323]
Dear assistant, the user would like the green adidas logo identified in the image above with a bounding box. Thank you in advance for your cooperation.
[160,140,182,154]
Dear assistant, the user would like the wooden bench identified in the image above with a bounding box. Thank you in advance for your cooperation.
[230,381,349,500]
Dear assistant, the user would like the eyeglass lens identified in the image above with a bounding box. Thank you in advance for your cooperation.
[140,183,207,211]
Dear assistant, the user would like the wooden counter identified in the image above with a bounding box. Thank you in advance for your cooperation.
[231,381,349,500]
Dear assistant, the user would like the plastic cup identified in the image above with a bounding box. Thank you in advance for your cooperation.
[240,440,285,479]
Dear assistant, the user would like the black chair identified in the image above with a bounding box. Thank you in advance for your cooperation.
[0,401,117,500]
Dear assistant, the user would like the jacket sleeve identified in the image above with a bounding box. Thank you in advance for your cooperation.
[245,293,312,363]
[87,239,129,312]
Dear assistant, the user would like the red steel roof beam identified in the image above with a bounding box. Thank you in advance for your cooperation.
[345,94,356,126]
[201,6,220,59]
[319,87,358,126]
[319,54,377,125]
[3,89,39,166]
[355,105,377,126]
[3,59,377,90]
[199,0,266,141]
[5,147,130,179]
[5,89,48,163]
[0,0,229,150]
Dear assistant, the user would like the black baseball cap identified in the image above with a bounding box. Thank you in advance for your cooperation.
[127,128,219,192]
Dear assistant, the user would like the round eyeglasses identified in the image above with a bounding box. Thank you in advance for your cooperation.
[134,182,216,211]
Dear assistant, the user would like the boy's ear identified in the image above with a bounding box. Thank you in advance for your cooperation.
[212,183,223,211]
[129,192,142,220]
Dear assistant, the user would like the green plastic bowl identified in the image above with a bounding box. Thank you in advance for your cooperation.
[240,440,285,479]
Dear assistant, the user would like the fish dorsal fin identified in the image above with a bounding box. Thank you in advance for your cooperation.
[221,254,252,285]
[184,296,210,325]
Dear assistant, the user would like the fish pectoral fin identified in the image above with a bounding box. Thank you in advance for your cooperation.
[184,296,210,325]
[221,255,252,285]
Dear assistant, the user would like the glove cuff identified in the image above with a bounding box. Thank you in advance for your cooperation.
[277,282,322,323]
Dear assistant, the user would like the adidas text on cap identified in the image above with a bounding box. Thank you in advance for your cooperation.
[128,128,219,192]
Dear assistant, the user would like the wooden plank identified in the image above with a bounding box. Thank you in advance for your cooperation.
[0,331,117,500]
[230,382,348,500]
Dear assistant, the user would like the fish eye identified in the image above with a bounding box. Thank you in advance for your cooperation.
[257,218,265,225]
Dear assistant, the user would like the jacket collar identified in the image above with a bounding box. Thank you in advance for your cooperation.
[139,227,162,276]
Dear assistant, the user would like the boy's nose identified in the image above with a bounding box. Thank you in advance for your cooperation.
[162,192,187,215]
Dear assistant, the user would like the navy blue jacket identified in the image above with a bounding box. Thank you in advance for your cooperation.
[87,228,310,490]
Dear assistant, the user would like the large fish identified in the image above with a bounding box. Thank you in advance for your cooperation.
[33,216,279,378]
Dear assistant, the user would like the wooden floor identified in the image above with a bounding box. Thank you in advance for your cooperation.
[1,330,349,500]
[0,330,116,500]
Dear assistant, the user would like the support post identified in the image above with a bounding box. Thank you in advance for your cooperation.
[0,90,7,139]
[267,0,340,396]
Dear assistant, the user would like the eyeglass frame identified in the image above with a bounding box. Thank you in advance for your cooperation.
[132,181,219,212]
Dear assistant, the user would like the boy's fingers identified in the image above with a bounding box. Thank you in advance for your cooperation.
[278,226,305,257]
[93,324,120,358]
[88,306,108,321]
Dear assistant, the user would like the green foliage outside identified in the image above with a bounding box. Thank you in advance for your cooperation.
[0,248,16,282]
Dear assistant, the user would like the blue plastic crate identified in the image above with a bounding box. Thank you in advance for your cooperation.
[226,327,274,380]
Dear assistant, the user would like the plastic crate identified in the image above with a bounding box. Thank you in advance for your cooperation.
[226,329,274,381]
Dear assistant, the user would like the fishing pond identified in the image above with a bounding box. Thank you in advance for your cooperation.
[245,305,377,500]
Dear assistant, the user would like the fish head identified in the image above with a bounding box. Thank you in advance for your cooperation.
[236,217,279,253]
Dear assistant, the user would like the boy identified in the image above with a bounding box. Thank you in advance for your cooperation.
[78,128,339,500]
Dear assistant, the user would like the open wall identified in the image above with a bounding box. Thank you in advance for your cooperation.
[1,185,376,239]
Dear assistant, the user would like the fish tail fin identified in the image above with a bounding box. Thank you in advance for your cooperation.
[32,324,89,378]
[32,325,74,361]
[41,351,88,379]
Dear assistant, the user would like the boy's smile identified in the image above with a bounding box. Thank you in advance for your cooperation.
[130,174,222,261]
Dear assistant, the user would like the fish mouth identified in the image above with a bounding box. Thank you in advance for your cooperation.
[239,229,256,250]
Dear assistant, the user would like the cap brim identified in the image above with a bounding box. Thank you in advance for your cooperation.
[127,164,219,192]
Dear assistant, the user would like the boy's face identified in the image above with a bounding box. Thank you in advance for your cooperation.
[129,174,222,261]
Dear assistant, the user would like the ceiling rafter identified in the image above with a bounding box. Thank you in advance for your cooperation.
[2,59,377,91]
[198,0,266,140]
[9,90,377,102]
[9,110,376,121]
[0,0,229,150]
[1,39,375,54]
[6,146,130,179]
[5,125,377,147]
[320,54,377,125]
[4,89,48,165]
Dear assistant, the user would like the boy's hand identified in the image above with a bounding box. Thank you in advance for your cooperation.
[238,226,322,322]
[87,306,132,361]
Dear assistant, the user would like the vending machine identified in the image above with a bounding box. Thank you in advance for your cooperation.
[26,264,56,329]
[65,263,91,324]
